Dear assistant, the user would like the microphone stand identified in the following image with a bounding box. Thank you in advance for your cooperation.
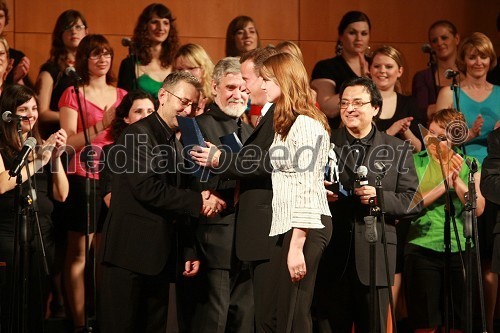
[450,74,460,113]
[72,79,96,333]
[436,143,466,333]
[9,126,49,333]
[373,168,397,333]
[364,197,378,333]
[463,159,487,333]
[428,52,439,98]
[127,42,139,91]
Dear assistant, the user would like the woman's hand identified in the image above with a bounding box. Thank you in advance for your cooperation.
[358,52,370,76]
[325,181,339,202]
[288,246,306,283]
[467,114,484,141]
[102,106,116,129]
[43,129,67,160]
[386,117,413,136]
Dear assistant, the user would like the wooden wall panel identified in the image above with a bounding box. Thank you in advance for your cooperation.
[7,0,500,94]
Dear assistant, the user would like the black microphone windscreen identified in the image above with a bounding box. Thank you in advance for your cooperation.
[421,43,434,54]
[65,66,76,76]
[121,37,133,47]
[444,69,459,79]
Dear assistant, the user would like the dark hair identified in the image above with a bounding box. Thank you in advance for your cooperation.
[108,90,156,141]
[132,3,179,68]
[339,77,383,117]
[338,11,371,36]
[336,11,371,55]
[240,46,278,76]
[75,34,116,85]
[50,9,88,71]
[0,1,9,26]
[0,85,41,157]
[428,20,458,40]
[225,15,261,57]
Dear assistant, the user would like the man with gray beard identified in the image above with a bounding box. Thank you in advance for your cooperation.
[177,57,254,333]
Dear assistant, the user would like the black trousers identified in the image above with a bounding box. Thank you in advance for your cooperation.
[177,263,254,333]
[272,216,332,333]
[315,250,389,333]
[250,258,279,333]
[99,263,170,333]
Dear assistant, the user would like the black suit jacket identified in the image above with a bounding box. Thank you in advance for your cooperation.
[327,126,421,286]
[481,128,500,232]
[217,104,276,261]
[100,112,202,276]
[194,104,253,269]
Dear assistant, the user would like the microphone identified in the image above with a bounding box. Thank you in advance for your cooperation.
[2,111,28,123]
[121,37,134,48]
[444,69,459,79]
[65,66,82,82]
[355,165,369,188]
[421,43,435,54]
[9,137,37,177]
[466,158,478,173]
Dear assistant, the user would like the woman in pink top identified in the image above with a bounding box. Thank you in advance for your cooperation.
[59,34,127,333]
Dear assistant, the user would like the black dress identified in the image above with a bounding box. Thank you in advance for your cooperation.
[0,150,56,332]
[311,55,366,129]
[37,61,74,138]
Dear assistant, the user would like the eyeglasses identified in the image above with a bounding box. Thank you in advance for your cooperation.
[64,24,86,32]
[89,51,112,60]
[165,90,199,111]
[338,100,372,110]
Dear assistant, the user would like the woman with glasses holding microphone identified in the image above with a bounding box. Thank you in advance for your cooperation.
[59,34,127,333]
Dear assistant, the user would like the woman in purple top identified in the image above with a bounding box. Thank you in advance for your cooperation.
[412,20,460,123]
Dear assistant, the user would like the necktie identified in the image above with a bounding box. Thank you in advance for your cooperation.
[255,115,262,126]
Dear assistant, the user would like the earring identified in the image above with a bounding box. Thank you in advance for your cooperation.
[336,41,343,56]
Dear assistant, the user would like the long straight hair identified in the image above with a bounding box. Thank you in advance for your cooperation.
[261,53,330,139]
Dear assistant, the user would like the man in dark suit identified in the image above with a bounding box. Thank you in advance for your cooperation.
[191,47,280,332]
[181,57,254,332]
[315,77,422,332]
[99,71,226,333]
[481,128,500,333]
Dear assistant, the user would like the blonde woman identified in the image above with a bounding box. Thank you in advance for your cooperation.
[275,40,304,62]
[261,52,332,332]
[0,36,9,93]
[174,43,214,114]
[370,45,424,152]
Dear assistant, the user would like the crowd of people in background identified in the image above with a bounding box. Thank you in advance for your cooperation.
[0,1,499,333]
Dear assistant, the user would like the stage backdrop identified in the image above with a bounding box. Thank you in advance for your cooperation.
[6,0,499,93]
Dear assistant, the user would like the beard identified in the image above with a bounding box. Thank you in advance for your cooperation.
[220,99,247,118]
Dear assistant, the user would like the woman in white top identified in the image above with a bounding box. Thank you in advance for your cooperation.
[260,52,332,333]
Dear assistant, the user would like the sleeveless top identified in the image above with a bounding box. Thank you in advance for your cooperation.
[454,85,500,163]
